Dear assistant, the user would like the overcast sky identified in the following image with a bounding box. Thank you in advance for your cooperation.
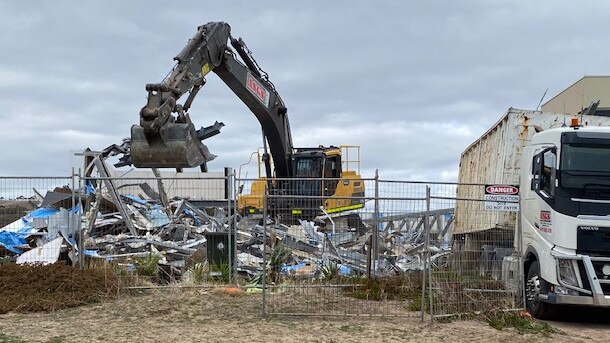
[1,1,609,180]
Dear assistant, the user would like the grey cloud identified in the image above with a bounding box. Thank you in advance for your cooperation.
[2,1,610,181]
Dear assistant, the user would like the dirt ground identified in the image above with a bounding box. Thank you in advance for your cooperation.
[0,290,608,343]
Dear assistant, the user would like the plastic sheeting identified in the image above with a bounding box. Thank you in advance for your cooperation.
[0,231,27,254]
[146,207,170,228]
[16,237,63,265]
[0,206,80,256]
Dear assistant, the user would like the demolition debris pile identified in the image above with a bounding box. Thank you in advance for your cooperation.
[0,176,452,285]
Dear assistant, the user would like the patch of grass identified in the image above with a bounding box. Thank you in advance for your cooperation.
[485,311,558,335]
[321,261,340,281]
[133,254,160,277]
[429,270,513,315]
[0,332,25,343]
[209,261,231,282]
[406,290,429,312]
[339,324,365,333]
[343,273,423,302]
[187,262,207,284]
[45,337,66,343]
[267,241,291,284]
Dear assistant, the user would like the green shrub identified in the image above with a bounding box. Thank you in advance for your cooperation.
[133,254,160,277]
[485,311,558,335]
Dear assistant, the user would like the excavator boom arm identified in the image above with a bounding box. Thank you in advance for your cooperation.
[131,21,293,177]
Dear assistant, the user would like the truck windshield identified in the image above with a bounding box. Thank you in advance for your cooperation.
[560,143,610,189]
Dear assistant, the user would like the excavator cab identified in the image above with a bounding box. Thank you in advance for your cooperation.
[237,146,365,221]
[288,146,348,218]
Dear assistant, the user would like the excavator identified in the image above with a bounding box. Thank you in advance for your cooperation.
[129,22,364,221]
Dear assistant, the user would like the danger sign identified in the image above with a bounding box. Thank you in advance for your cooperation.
[484,184,519,212]
[485,185,519,195]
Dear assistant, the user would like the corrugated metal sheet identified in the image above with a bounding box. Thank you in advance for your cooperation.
[454,108,610,235]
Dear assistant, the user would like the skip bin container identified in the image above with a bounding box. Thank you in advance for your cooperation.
[204,232,236,279]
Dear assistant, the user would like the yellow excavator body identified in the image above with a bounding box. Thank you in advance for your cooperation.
[237,145,364,219]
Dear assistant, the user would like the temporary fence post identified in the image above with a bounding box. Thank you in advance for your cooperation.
[227,169,233,283]
[425,186,434,321]
[70,168,76,267]
[262,188,268,316]
[77,169,84,269]
[517,206,525,308]
[232,169,238,285]
[366,235,372,280]
[420,186,428,321]
[373,169,379,276]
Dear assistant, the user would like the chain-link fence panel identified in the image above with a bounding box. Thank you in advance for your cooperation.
[255,178,437,317]
[81,174,236,286]
[428,183,524,318]
[1,173,526,319]
[0,176,79,265]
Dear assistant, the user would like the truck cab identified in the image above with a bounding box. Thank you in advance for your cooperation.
[520,123,610,318]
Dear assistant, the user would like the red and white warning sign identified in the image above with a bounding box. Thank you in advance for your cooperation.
[484,184,519,212]
[485,185,519,195]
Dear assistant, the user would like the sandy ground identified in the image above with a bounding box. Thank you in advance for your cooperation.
[0,290,608,343]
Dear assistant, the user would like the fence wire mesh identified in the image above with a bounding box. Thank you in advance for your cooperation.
[0,173,525,320]
[80,174,235,285]
[429,183,523,317]
[0,176,78,265]
[257,179,523,318]
[258,179,430,316]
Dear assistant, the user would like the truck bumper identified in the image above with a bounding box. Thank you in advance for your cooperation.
[543,292,610,306]
[546,252,610,307]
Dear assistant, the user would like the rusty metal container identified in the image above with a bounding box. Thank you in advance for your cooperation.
[454,108,610,238]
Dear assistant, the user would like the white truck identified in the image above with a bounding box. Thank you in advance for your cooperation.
[455,107,610,318]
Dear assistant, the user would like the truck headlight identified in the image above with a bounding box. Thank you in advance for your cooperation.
[557,259,580,288]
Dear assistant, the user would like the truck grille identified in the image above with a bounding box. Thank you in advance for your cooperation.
[578,259,610,295]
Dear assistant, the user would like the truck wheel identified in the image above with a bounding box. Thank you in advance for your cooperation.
[525,261,558,319]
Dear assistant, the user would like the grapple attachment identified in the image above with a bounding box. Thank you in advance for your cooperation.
[130,123,214,169]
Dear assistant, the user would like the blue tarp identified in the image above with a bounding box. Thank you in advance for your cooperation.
[0,231,28,254]
[13,207,61,233]
[338,264,352,276]
[1,206,81,254]
[85,180,96,195]
[27,207,60,219]
[146,207,170,227]
[122,194,147,205]
[183,208,203,226]
[281,263,307,273]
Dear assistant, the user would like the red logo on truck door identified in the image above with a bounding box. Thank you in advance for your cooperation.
[246,73,270,108]
[539,210,552,233]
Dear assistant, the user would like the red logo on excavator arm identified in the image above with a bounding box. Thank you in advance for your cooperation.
[246,73,270,107]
